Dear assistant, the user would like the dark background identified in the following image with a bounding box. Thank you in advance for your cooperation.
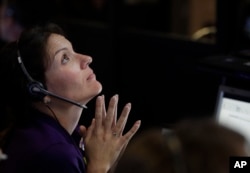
[29,0,250,131]
[52,0,250,131]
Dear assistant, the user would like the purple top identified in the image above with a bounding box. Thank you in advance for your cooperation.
[0,109,86,173]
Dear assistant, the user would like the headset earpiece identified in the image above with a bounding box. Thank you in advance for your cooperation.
[28,81,48,99]
[17,52,87,108]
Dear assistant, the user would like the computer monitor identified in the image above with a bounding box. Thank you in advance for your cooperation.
[215,85,250,142]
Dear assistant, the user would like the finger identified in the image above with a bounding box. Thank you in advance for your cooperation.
[84,118,96,142]
[118,102,129,133]
[78,125,87,150]
[78,125,87,149]
[104,94,118,130]
[94,96,103,129]
[112,95,118,127]
[101,95,106,120]
[114,103,131,135]
[79,125,87,138]
[122,120,141,142]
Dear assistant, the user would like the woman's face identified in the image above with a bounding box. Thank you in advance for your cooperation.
[44,33,102,106]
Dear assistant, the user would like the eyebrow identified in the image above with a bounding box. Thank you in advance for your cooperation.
[54,47,68,57]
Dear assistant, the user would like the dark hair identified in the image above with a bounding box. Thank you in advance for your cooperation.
[115,128,176,173]
[174,118,247,173]
[0,23,66,145]
[115,118,248,173]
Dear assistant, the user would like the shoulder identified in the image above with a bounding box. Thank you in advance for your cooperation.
[29,142,85,172]
[37,142,83,162]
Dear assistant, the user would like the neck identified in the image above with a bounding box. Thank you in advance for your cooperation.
[34,101,83,134]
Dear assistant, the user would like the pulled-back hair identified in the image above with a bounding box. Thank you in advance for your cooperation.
[0,23,66,146]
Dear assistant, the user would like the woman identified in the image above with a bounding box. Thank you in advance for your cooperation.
[0,23,141,173]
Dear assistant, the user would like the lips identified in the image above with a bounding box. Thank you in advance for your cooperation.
[87,73,96,80]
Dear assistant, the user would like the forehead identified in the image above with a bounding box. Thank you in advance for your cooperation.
[46,33,71,54]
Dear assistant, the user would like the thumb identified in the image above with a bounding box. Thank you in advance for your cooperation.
[79,125,87,138]
[78,125,87,151]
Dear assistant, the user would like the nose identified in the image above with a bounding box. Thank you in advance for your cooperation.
[80,54,92,69]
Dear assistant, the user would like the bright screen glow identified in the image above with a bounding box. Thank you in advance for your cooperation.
[217,97,250,142]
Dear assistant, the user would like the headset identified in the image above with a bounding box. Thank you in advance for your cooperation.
[17,51,87,109]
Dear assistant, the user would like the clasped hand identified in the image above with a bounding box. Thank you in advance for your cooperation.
[79,95,141,173]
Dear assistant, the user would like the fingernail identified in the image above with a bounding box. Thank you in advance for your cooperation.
[126,103,131,108]
[97,96,102,101]
[113,94,118,100]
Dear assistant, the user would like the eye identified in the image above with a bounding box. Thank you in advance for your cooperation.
[61,54,70,64]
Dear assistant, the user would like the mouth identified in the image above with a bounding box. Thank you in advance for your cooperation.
[87,73,96,80]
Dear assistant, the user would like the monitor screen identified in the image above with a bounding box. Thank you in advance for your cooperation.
[215,85,250,142]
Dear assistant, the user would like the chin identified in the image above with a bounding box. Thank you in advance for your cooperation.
[89,83,103,100]
[95,81,103,94]
[98,84,103,93]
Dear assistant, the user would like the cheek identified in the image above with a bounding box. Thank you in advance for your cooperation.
[46,70,82,93]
